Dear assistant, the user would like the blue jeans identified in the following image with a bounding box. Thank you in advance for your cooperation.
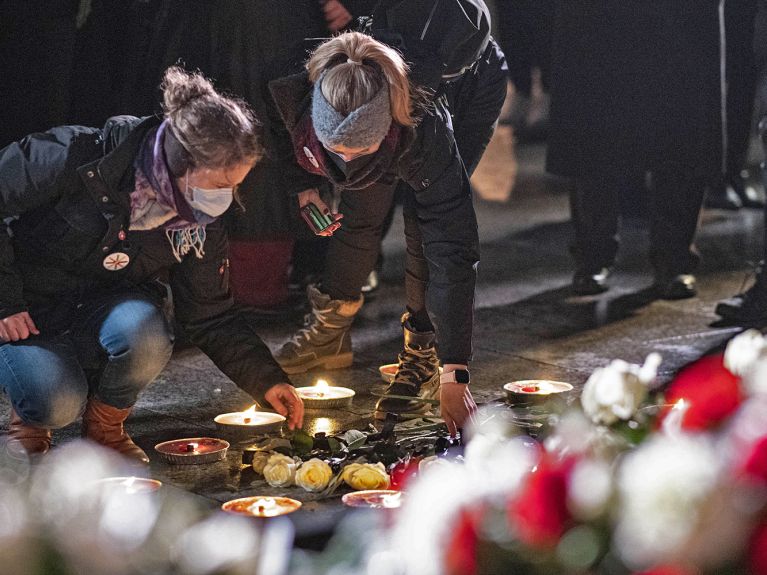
[0,292,174,428]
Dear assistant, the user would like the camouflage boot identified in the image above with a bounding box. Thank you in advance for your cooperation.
[374,313,440,420]
[276,284,363,374]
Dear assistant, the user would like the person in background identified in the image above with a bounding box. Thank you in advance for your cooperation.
[548,2,727,300]
[705,0,763,211]
[0,67,304,461]
[716,0,767,327]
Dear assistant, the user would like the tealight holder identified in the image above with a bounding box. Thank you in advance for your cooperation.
[96,476,162,495]
[222,496,302,518]
[295,379,355,409]
[214,407,286,438]
[503,380,574,406]
[154,437,229,465]
[342,490,403,509]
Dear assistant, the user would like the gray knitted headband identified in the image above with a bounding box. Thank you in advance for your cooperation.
[311,71,392,149]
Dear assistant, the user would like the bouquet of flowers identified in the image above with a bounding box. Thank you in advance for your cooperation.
[374,331,767,575]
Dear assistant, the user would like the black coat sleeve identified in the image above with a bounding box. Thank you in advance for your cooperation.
[169,221,291,406]
[0,126,94,319]
[397,101,480,364]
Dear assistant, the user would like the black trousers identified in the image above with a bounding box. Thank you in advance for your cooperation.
[322,41,507,331]
[569,167,706,279]
[495,0,554,97]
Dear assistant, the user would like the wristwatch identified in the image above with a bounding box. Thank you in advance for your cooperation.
[440,369,470,384]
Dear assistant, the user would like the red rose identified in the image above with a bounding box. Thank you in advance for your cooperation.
[445,507,481,575]
[748,521,767,575]
[390,457,421,491]
[661,354,743,431]
[741,436,767,485]
[508,456,574,549]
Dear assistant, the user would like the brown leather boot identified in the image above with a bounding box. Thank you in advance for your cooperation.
[82,399,149,464]
[8,409,51,455]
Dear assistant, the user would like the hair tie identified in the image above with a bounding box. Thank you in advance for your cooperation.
[347,57,363,65]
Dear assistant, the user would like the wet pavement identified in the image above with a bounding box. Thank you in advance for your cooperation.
[1,126,764,543]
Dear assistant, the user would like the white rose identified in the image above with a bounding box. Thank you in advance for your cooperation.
[418,455,450,475]
[251,451,271,475]
[295,458,333,492]
[262,453,298,487]
[614,435,720,569]
[724,329,767,378]
[580,353,661,425]
[342,462,390,490]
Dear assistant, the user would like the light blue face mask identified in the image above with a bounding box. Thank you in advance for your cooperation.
[185,178,234,218]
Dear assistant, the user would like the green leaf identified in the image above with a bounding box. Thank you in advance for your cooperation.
[340,429,367,450]
[291,429,314,456]
[327,437,343,454]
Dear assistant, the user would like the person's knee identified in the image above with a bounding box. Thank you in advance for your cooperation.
[100,301,174,376]
[16,385,87,429]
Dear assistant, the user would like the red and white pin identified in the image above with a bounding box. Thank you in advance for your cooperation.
[103,252,130,271]
[303,146,320,169]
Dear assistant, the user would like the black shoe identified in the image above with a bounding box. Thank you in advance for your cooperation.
[655,274,697,300]
[730,174,765,209]
[374,314,440,420]
[572,267,610,295]
[705,182,742,210]
[715,282,767,326]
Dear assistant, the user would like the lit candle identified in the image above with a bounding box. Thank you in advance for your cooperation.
[214,406,286,435]
[97,476,162,494]
[222,496,302,518]
[295,380,355,408]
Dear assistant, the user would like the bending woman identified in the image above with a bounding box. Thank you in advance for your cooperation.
[270,32,485,434]
[0,67,304,461]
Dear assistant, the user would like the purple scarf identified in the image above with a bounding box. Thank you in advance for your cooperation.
[131,121,213,261]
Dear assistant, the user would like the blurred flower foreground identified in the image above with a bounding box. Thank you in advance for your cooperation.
[3,330,767,575]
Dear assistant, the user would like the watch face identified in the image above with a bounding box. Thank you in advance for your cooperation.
[455,369,470,384]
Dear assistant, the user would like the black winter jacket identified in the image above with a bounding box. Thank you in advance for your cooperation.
[0,115,289,404]
[268,72,480,363]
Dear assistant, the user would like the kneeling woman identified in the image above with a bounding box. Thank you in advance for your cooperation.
[0,67,303,462]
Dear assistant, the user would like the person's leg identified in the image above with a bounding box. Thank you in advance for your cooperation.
[72,291,174,463]
[374,192,442,418]
[1,336,89,454]
[725,0,762,208]
[649,167,706,299]
[569,173,620,294]
[276,182,396,373]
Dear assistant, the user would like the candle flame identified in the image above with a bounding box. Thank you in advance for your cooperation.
[315,379,329,391]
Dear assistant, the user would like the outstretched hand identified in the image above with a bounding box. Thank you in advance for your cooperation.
[321,0,353,32]
[0,311,39,343]
[265,383,305,430]
[440,382,478,438]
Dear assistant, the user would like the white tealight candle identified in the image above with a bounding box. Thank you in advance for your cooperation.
[295,381,355,408]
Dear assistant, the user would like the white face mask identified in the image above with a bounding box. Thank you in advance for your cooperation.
[185,178,234,218]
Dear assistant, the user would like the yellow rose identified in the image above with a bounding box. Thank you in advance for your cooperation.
[251,451,271,475]
[263,453,298,487]
[342,462,390,491]
[295,458,333,492]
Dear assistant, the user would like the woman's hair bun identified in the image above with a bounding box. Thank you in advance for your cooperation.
[161,66,215,114]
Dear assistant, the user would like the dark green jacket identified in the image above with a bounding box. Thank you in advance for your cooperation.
[0,115,289,404]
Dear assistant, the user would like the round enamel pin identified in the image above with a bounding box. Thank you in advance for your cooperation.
[303,146,320,169]
[103,252,130,271]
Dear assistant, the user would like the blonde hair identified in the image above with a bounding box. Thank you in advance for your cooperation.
[306,32,415,127]
[161,66,261,170]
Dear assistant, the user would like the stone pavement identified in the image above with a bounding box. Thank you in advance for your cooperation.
[1,126,764,544]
